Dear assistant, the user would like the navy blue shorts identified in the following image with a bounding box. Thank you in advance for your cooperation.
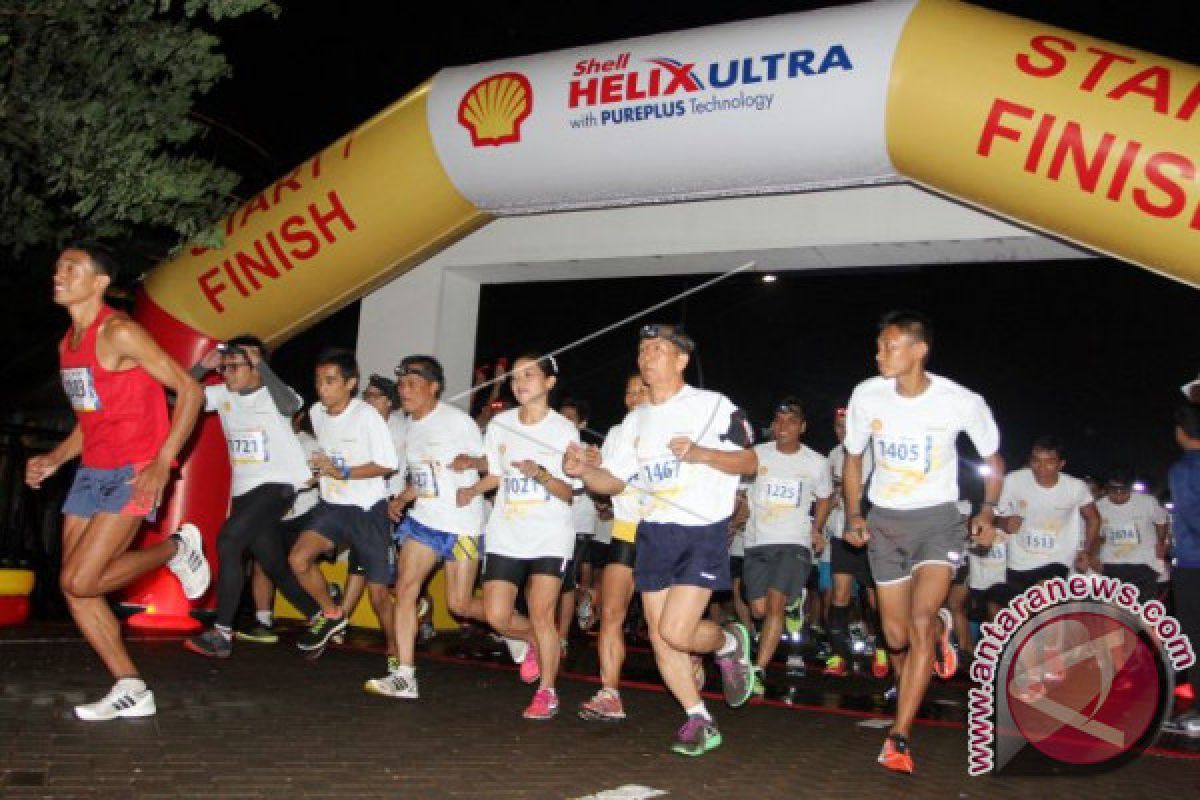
[62,463,157,521]
[634,518,731,593]
[306,500,396,586]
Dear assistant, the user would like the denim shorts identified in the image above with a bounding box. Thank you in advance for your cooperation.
[62,463,156,521]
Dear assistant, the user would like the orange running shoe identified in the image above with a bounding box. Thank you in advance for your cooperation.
[877,733,914,774]
[933,608,957,680]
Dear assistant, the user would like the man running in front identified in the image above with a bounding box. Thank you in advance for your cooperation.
[565,323,757,756]
[26,242,209,720]
[842,310,1003,773]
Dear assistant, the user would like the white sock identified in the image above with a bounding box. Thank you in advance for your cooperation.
[115,677,147,694]
[716,631,738,656]
[685,702,711,720]
[396,665,415,679]
[256,611,273,628]
[214,624,233,640]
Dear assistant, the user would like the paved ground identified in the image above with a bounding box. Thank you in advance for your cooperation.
[1,621,1197,799]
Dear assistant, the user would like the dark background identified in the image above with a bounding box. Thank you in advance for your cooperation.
[5,1,1198,489]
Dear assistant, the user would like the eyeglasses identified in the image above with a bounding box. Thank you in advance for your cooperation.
[218,362,251,374]
[638,324,695,354]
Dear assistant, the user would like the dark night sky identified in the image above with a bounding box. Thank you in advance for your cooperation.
[202,0,1198,490]
[8,3,1197,493]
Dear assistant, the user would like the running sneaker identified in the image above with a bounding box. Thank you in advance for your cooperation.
[235,624,278,644]
[576,590,594,630]
[297,613,348,652]
[690,654,706,692]
[714,622,754,708]
[578,688,626,722]
[364,671,418,699]
[784,590,806,637]
[872,647,890,679]
[785,654,807,678]
[166,523,211,600]
[504,636,529,665]
[1162,711,1200,737]
[74,682,156,721]
[751,667,766,699]
[387,656,401,673]
[184,629,232,658]
[671,714,722,757]
[877,733,914,773]
[329,583,347,644]
[933,608,957,679]
[519,640,541,684]
[823,655,848,677]
[522,688,559,720]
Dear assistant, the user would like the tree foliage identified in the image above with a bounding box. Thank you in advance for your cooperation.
[0,0,277,259]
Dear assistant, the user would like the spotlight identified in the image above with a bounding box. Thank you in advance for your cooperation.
[761,274,777,283]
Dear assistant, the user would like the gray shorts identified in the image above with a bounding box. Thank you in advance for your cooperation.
[743,544,812,603]
[866,503,965,585]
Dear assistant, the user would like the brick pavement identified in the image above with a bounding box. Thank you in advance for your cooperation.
[1,623,1197,799]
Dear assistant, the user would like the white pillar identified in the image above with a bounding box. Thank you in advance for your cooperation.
[356,260,481,411]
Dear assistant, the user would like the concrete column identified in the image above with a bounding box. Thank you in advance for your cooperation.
[356,260,481,411]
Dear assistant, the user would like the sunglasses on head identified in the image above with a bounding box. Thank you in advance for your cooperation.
[394,363,439,383]
[639,324,695,354]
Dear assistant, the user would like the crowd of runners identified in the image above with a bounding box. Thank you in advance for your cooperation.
[27,242,1200,773]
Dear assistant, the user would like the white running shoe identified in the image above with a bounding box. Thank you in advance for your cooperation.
[74,683,156,721]
[364,672,418,699]
[504,636,529,665]
[166,523,211,600]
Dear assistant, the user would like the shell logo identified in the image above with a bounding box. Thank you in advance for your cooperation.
[759,466,768,475]
[870,418,883,433]
[458,72,533,148]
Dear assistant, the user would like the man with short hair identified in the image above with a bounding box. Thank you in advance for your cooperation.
[1095,467,1169,605]
[566,323,758,756]
[744,398,832,697]
[288,348,399,659]
[184,335,319,657]
[842,310,1003,773]
[27,242,208,720]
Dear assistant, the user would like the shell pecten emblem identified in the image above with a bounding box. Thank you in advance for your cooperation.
[458,72,533,147]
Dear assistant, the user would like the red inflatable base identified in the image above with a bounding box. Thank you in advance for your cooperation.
[0,595,31,627]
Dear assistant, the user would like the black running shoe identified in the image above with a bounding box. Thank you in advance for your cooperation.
[297,613,348,652]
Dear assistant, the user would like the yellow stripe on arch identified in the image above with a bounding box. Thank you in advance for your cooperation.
[143,83,491,344]
[887,0,1200,288]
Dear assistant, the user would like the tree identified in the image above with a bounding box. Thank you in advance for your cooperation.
[0,0,277,260]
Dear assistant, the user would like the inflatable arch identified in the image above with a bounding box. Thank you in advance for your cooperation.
[120,0,1200,627]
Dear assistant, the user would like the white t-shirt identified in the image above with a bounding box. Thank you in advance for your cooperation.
[484,408,580,559]
[310,398,399,510]
[205,384,310,497]
[601,421,644,525]
[593,515,614,545]
[288,430,321,519]
[571,490,598,536]
[969,539,1008,590]
[746,443,832,549]
[404,402,485,537]
[385,412,409,496]
[604,385,753,526]
[1097,494,1168,567]
[844,374,999,511]
[999,468,1093,571]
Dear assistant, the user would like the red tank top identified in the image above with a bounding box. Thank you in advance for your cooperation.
[59,305,170,469]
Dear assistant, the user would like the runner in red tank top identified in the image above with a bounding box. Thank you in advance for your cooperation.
[25,242,208,721]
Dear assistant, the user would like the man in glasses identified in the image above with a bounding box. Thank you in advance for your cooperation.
[565,323,758,757]
[1095,467,1169,605]
[743,398,832,697]
[184,335,320,657]
[842,310,1003,773]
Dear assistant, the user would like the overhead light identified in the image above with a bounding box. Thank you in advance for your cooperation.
[761,274,777,283]
[1132,481,1147,492]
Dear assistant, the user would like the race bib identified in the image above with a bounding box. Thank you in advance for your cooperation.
[504,473,549,505]
[640,455,682,494]
[228,429,267,464]
[409,461,439,499]
[876,434,932,473]
[1021,531,1057,554]
[762,479,801,508]
[61,367,101,413]
[1106,525,1140,546]
[322,452,348,497]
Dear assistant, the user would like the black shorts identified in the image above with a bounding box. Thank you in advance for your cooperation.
[306,500,396,586]
[585,539,610,568]
[483,553,571,587]
[1102,563,1159,605]
[562,535,590,592]
[970,585,1007,612]
[953,559,969,586]
[634,519,731,593]
[607,539,637,570]
[830,537,873,586]
[729,555,744,581]
[1001,563,1070,604]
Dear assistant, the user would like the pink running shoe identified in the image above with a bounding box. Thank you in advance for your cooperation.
[519,640,541,684]
[522,688,559,720]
